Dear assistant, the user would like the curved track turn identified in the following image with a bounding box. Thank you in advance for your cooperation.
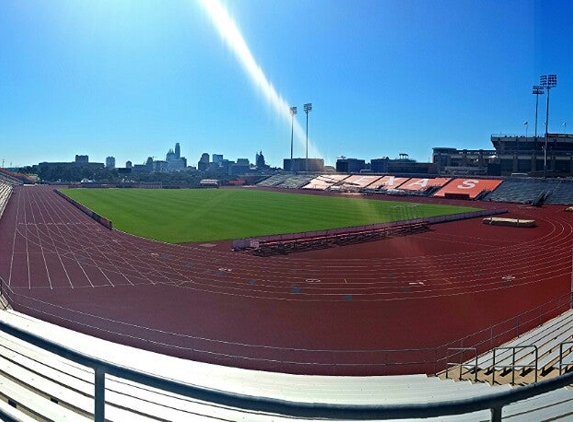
[0,185,571,375]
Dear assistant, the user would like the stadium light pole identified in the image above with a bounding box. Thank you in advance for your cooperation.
[289,106,297,172]
[540,74,557,177]
[304,103,312,172]
[532,85,544,140]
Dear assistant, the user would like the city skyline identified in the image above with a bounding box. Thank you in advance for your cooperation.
[1,0,572,168]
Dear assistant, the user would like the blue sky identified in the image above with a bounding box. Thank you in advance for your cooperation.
[0,0,571,169]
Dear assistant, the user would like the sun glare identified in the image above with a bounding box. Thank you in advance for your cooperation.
[198,0,322,159]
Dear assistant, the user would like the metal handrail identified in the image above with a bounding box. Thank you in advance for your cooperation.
[446,347,478,382]
[2,318,573,422]
[436,293,571,367]
[492,346,538,385]
[558,340,573,375]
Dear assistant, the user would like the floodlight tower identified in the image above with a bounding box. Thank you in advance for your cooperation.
[289,106,297,171]
[540,74,557,176]
[304,103,312,171]
[532,85,544,140]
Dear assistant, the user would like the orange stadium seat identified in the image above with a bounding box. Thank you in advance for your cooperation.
[433,178,503,199]
[399,178,451,191]
[368,176,409,190]
[339,175,383,189]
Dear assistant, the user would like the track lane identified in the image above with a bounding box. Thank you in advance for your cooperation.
[1,185,571,375]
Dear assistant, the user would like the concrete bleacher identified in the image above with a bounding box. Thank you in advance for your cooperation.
[258,174,573,206]
[256,174,291,187]
[302,174,350,190]
[0,169,35,185]
[0,171,23,186]
[3,309,573,420]
[454,310,573,387]
[256,174,316,189]
[277,174,315,189]
[483,178,559,204]
[545,179,573,205]
[0,182,14,220]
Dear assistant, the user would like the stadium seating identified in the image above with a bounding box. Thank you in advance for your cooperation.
[336,175,383,191]
[0,172,20,187]
[256,174,291,187]
[545,179,573,205]
[0,181,13,220]
[257,174,573,205]
[483,178,559,204]
[277,174,316,189]
[5,308,573,420]
[302,174,350,190]
[366,175,409,190]
[433,178,503,199]
[0,169,32,185]
[451,310,573,386]
[398,177,451,192]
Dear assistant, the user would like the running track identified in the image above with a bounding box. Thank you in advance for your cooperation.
[0,185,571,375]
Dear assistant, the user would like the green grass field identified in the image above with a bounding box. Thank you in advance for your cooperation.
[62,188,481,243]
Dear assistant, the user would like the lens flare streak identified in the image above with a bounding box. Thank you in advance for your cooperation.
[198,0,321,159]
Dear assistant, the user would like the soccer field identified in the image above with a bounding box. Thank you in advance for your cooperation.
[62,188,480,243]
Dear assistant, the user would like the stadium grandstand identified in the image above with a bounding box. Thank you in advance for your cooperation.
[0,182,13,220]
[2,175,573,421]
[0,168,36,185]
[257,173,573,205]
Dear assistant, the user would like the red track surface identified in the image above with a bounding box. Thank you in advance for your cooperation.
[0,185,571,375]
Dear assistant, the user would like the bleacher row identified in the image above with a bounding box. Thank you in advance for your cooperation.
[483,178,573,205]
[0,168,35,185]
[258,174,573,205]
[3,309,573,421]
[456,310,573,383]
[0,181,14,220]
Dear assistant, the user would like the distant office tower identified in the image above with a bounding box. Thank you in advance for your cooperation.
[212,154,223,164]
[230,158,251,176]
[75,155,89,164]
[166,149,176,161]
[336,157,365,173]
[175,143,181,159]
[106,156,116,170]
[126,161,133,169]
[198,153,210,171]
[256,151,266,168]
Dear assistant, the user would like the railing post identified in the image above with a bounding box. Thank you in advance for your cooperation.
[474,352,479,383]
[511,349,516,385]
[490,405,503,422]
[94,367,105,422]
[492,350,497,385]
[516,314,520,337]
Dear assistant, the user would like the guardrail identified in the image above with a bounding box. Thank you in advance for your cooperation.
[446,347,478,382]
[434,293,571,376]
[1,317,573,422]
[492,345,538,385]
